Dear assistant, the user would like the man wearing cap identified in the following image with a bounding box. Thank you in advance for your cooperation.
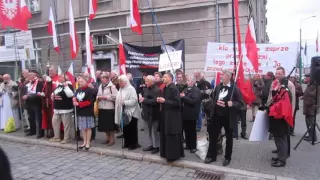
[23,70,44,138]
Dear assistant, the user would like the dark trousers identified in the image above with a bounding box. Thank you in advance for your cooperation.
[207,115,233,160]
[183,120,197,149]
[123,117,138,148]
[27,106,42,136]
[274,135,289,162]
[240,110,247,136]
[290,109,298,133]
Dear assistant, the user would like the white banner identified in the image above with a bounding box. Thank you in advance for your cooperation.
[204,42,299,74]
[159,50,182,72]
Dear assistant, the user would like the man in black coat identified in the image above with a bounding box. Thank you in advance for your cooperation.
[204,69,244,166]
[157,72,184,162]
[181,76,201,153]
[140,75,161,154]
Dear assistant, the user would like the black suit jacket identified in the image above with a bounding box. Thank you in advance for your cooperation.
[209,83,244,129]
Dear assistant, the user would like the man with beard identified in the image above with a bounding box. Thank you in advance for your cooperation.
[181,76,201,153]
[157,72,184,162]
[42,66,60,138]
[204,69,244,166]
[140,75,161,154]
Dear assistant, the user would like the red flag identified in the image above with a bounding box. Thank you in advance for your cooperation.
[0,0,32,31]
[69,0,78,59]
[316,31,319,53]
[234,0,255,105]
[269,88,293,127]
[89,0,97,20]
[85,18,96,82]
[215,72,221,87]
[130,0,142,35]
[245,18,259,73]
[48,7,60,53]
[118,29,126,75]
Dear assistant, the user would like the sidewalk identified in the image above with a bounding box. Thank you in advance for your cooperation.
[0,109,318,180]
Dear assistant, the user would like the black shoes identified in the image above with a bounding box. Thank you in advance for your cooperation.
[272,150,278,154]
[143,146,153,151]
[241,135,248,140]
[223,159,231,166]
[190,149,197,154]
[271,160,286,167]
[151,148,159,154]
[204,157,216,164]
[116,134,123,139]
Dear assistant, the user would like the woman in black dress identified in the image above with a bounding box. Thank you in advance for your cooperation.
[97,74,118,146]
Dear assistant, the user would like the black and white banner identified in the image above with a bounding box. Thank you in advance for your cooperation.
[123,39,185,78]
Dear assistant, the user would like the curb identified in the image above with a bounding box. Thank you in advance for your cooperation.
[0,134,296,180]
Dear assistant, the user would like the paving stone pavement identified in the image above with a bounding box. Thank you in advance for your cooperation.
[2,140,270,180]
[1,100,318,180]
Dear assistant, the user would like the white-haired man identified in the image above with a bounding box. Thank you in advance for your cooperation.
[205,69,244,166]
[140,75,161,154]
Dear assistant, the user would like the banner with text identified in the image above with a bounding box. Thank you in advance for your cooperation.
[204,42,299,74]
[124,40,185,78]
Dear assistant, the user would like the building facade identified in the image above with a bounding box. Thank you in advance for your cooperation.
[0,0,268,78]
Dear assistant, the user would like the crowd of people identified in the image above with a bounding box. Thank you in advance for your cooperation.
[0,66,318,168]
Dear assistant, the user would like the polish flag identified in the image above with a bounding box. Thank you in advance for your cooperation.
[48,7,60,53]
[69,0,78,59]
[118,29,126,75]
[57,66,62,75]
[316,31,319,53]
[245,18,259,73]
[85,18,96,82]
[66,62,75,88]
[89,0,97,20]
[130,0,142,35]
[20,0,32,20]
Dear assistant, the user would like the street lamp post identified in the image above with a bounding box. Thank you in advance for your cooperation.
[300,15,316,83]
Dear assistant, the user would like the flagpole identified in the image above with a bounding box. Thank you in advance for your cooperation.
[231,0,237,76]
[145,0,175,74]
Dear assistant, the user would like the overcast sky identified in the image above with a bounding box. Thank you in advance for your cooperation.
[266,0,320,64]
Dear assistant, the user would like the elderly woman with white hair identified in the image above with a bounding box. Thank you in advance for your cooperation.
[115,75,141,150]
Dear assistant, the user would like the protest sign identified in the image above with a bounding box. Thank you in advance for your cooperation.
[159,50,182,72]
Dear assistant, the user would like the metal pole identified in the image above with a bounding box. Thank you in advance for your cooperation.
[231,0,237,71]
[215,0,220,42]
[299,28,302,83]
[145,0,175,73]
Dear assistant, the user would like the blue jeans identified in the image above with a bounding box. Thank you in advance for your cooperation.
[197,105,204,130]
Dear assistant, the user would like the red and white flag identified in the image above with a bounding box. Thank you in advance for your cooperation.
[316,31,319,53]
[57,66,62,75]
[66,62,76,88]
[130,0,142,35]
[85,18,96,82]
[69,0,78,59]
[89,0,97,20]
[245,18,259,73]
[118,29,126,75]
[48,7,59,53]
[215,72,221,87]
[0,0,32,31]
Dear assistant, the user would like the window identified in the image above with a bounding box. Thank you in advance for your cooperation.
[26,0,40,13]
[32,40,42,68]
[93,35,113,45]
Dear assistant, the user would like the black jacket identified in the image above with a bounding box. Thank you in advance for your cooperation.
[209,83,244,129]
[196,79,212,100]
[53,84,74,110]
[141,84,161,121]
[181,86,201,121]
[24,79,44,108]
[75,86,95,117]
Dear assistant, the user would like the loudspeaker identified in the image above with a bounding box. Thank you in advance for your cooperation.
[311,56,320,85]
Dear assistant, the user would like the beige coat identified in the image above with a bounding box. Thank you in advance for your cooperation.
[97,82,118,110]
[115,84,141,125]
[268,80,296,116]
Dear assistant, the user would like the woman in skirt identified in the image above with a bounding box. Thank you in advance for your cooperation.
[97,74,118,146]
[73,76,95,150]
